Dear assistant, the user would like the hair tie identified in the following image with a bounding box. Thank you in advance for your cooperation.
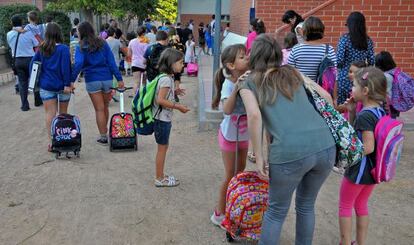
[362,72,369,80]
[222,68,231,78]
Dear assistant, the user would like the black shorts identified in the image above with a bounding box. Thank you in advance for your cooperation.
[131,66,146,73]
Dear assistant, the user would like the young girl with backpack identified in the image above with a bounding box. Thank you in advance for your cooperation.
[339,67,388,245]
[71,21,124,145]
[30,23,72,152]
[152,48,190,187]
[210,44,249,227]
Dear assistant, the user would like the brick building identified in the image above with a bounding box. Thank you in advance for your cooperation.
[230,0,414,75]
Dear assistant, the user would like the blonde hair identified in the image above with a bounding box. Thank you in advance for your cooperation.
[354,67,387,103]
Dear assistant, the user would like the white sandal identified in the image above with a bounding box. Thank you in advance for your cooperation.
[154,175,180,187]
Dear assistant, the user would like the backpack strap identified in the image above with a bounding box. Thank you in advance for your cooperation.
[324,44,329,57]
[13,32,21,60]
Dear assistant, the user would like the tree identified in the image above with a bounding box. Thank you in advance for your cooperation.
[154,0,178,22]
[47,0,110,24]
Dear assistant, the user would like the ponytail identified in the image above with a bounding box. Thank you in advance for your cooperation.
[212,67,226,109]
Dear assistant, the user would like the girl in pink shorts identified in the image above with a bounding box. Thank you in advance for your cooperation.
[210,44,249,227]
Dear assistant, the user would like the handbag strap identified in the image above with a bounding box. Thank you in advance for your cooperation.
[13,32,21,60]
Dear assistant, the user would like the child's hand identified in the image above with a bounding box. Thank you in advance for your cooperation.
[176,104,190,113]
[344,97,356,112]
[64,86,72,94]
[118,81,125,89]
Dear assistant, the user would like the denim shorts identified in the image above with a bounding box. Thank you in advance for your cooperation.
[85,80,113,94]
[40,89,71,102]
[154,119,172,145]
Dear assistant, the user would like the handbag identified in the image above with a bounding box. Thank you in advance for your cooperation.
[11,32,21,75]
[304,84,364,169]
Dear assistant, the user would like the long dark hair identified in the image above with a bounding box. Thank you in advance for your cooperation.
[211,44,246,109]
[375,51,397,72]
[249,34,302,105]
[282,10,304,33]
[347,12,369,50]
[78,21,104,52]
[40,22,63,57]
[250,18,266,34]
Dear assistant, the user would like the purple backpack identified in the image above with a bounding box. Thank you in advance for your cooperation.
[387,68,414,112]
[316,44,337,96]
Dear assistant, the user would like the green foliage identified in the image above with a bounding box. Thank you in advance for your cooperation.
[0,4,38,47]
[154,0,178,22]
[46,0,110,15]
[40,10,72,44]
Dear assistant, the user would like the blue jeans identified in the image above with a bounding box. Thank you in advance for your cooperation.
[259,146,336,245]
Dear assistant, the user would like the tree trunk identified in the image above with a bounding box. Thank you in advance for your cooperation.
[81,8,94,25]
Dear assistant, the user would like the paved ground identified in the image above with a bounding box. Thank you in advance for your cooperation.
[0,72,413,245]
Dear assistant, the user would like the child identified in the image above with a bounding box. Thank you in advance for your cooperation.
[375,51,399,118]
[30,23,73,152]
[184,33,195,65]
[153,48,190,187]
[25,11,44,43]
[339,67,388,245]
[122,32,136,77]
[281,32,298,65]
[210,44,249,226]
[129,26,150,93]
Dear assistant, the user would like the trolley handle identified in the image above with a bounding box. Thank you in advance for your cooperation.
[111,87,133,93]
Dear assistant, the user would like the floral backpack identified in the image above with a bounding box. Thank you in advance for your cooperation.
[304,86,364,169]
[387,68,414,112]
[222,171,269,242]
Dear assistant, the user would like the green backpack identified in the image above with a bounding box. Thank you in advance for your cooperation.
[132,74,167,135]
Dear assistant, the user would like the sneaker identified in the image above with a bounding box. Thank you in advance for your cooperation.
[154,175,180,187]
[96,136,108,145]
[210,211,225,229]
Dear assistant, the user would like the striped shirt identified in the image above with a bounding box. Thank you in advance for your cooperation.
[288,43,337,81]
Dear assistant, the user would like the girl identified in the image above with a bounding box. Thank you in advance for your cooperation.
[153,48,190,187]
[30,22,72,152]
[210,44,249,226]
[375,51,399,118]
[198,22,207,56]
[239,34,336,244]
[336,12,375,105]
[281,32,298,65]
[281,10,305,43]
[184,33,195,65]
[246,18,266,54]
[205,24,213,55]
[71,21,124,145]
[339,67,388,245]
[128,26,149,93]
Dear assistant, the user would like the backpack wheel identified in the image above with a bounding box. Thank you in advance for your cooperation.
[226,232,234,243]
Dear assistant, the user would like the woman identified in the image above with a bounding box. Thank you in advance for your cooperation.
[71,22,124,145]
[282,10,305,43]
[288,16,337,81]
[239,34,336,244]
[30,22,72,152]
[336,12,374,105]
[246,18,266,54]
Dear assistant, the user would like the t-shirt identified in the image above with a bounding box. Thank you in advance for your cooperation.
[241,76,335,164]
[153,75,175,122]
[128,37,149,68]
[345,108,382,185]
[106,38,121,66]
[288,43,337,81]
[246,31,257,53]
[219,79,249,142]
[384,72,393,98]
[185,41,195,63]
[145,32,156,44]
[7,28,39,57]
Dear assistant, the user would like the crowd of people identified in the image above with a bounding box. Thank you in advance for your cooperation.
[6,8,409,245]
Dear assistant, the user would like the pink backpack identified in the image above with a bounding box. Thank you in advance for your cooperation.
[316,44,337,96]
[366,108,404,183]
[387,68,414,112]
[187,62,198,76]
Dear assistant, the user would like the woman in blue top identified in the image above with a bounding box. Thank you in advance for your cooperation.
[71,22,124,145]
[336,12,375,105]
[31,23,73,152]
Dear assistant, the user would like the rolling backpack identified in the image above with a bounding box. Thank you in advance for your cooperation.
[109,87,137,151]
[51,94,81,158]
[386,68,414,112]
[187,61,198,77]
[316,44,336,96]
[132,73,168,135]
[221,115,269,242]
[362,108,404,183]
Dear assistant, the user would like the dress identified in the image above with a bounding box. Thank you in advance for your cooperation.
[336,34,375,104]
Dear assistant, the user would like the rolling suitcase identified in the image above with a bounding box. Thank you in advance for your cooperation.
[221,114,269,242]
[51,92,81,159]
[109,86,137,151]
